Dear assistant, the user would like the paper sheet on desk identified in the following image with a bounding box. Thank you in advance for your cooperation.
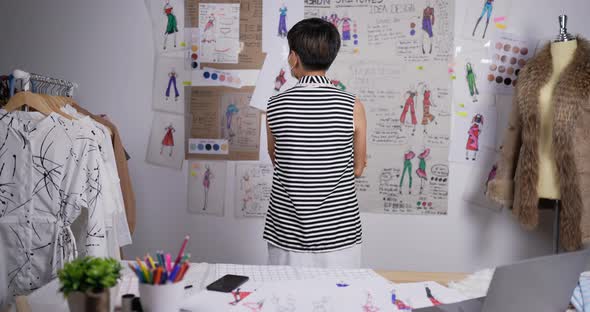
[229,279,396,311]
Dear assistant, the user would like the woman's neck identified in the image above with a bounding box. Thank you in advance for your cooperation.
[297,70,327,78]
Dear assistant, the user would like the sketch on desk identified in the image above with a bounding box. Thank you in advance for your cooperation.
[425,285,443,305]
[235,163,273,218]
[361,292,380,312]
[187,161,226,216]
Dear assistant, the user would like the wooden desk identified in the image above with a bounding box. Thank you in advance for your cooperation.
[376,270,469,285]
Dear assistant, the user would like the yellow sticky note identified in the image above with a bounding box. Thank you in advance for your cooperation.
[456,111,468,117]
[417,66,424,70]
[459,103,465,108]
[180,42,187,47]
[495,23,507,30]
[182,81,192,86]
[191,171,197,177]
[451,75,456,80]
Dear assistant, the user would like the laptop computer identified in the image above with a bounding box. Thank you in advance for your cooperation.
[414,249,590,312]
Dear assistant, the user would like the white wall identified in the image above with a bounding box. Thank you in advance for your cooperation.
[1,0,589,273]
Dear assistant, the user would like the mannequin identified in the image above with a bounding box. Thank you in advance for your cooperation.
[486,15,590,251]
[537,16,577,200]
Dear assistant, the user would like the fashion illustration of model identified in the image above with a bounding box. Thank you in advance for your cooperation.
[400,88,418,135]
[340,14,353,46]
[416,148,430,195]
[425,286,442,306]
[161,123,175,156]
[399,150,416,194]
[202,13,216,43]
[278,4,288,37]
[241,173,253,211]
[466,62,479,102]
[163,1,178,50]
[473,0,494,39]
[202,165,214,210]
[166,68,180,101]
[422,3,435,54]
[225,103,240,142]
[466,114,484,160]
[274,69,287,91]
[421,84,436,134]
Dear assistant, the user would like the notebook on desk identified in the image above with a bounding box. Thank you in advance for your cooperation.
[414,249,590,312]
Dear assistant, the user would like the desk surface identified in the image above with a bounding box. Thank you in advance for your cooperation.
[376,270,469,285]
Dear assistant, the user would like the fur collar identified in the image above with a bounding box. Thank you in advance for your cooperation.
[513,36,590,250]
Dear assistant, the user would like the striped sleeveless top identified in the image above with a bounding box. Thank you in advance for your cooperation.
[263,75,362,252]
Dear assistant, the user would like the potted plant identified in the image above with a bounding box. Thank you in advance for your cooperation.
[58,257,122,312]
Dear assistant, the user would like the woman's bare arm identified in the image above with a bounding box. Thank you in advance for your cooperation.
[353,98,367,177]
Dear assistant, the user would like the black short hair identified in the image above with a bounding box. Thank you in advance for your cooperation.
[287,18,341,71]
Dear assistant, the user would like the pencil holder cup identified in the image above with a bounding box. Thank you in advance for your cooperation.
[138,282,184,312]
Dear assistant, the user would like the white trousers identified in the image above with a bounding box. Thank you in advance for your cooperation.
[267,243,362,269]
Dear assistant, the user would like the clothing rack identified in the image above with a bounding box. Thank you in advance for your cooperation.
[12,69,78,97]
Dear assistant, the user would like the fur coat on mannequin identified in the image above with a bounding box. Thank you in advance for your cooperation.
[487,37,590,251]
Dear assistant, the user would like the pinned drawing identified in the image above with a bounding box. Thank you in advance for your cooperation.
[146,112,185,170]
[163,0,179,50]
[278,4,288,37]
[160,123,176,157]
[466,114,484,161]
[198,3,240,63]
[472,0,493,39]
[466,62,479,102]
[187,161,226,215]
[166,68,180,101]
[235,163,273,218]
[224,103,240,143]
[422,3,435,54]
[416,148,430,195]
[271,295,296,312]
[220,93,261,153]
[153,57,187,114]
[274,69,287,91]
[399,150,415,195]
[312,297,330,312]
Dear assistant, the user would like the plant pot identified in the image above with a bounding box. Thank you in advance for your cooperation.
[66,289,110,312]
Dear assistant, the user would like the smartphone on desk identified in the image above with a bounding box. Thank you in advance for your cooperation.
[206,274,249,293]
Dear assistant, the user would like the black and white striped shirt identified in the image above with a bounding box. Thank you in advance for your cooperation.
[263,75,362,252]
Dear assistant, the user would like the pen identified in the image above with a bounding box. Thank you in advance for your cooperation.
[174,235,190,268]
[146,254,156,269]
[165,254,172,272]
